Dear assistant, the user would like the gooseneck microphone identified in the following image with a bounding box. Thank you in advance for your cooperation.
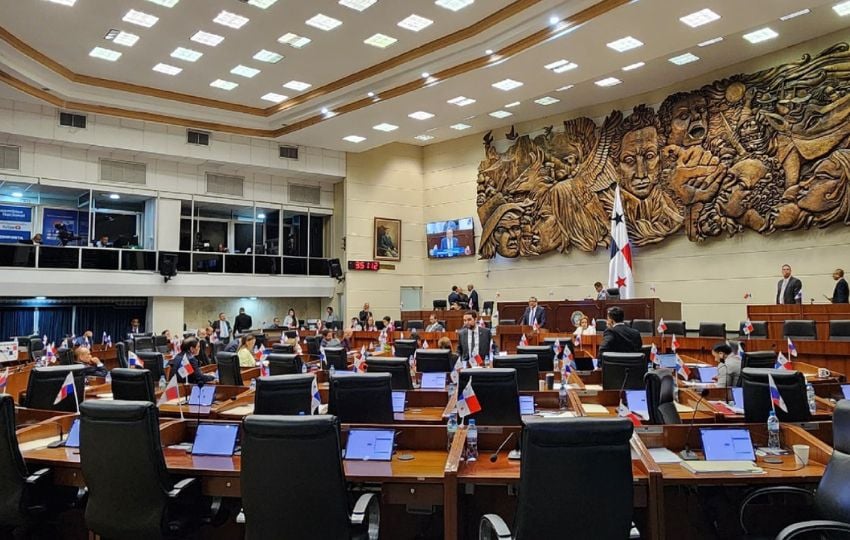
[489,432,515,462]
[679,388,711,461]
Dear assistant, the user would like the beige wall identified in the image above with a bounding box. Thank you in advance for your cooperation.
[180,297,329,332]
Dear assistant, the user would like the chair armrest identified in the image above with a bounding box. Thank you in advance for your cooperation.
[479,514,512,540]
[776,520,850,540]
[739,486,815,535]
[25,468,52,487]
[350,493,380,540]
[167,478,199,500]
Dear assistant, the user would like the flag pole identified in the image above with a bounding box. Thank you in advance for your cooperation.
[177,381,184,420]
[72,376,80,414]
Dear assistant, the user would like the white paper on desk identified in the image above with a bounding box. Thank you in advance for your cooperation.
[674,402,695,413]
[648,448,682,464]
[18,435,62,452]
[223,404,254,416]
[581,403,610,414]
[584,384,603,391]
[96,393,114,399]
[539,411,576,418]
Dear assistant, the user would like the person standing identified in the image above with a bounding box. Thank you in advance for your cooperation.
[594,282,608,300]
[358,303,372,327]
[234,307,253,334]
[467,284,479,311]
[597,306,642,363]
[324,306,339,325]
[456,310,492,362]
[776,264,803,305]
[212,312,232,343]
[448,286,461,306]
[128,318,143,335]
[831,269,849,303]
[520,297,546,328]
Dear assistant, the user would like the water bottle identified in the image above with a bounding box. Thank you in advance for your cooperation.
[491,307,499,329]
[105,371,112,385]
[329,364,336,376]
[159,375,167,391]
[559,381,568,410]
[466,419,479,461]
[767,410,781,449]
[446,413,458,452]
[806,383,816,415]
[553,356,560,373]
[250,378,256,391]
[301,361,308,374]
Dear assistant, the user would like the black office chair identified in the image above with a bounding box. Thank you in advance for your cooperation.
[482,301,494,313]
[393,339,417,360]
[664,320,686,336]
[124,339,135,353]
[366,358,413,390]
[742,350,776,370]
[110,368,156,403]
[479,417,634,540]
[631,319,654,336]
[304,336,321,358]
[458,369,521,426]
[57,348,74,366]
[405,320,424,331]
[640,344,654,366]
[267,353,303,376]
[79,400,202,539]
[328,372,394,424]
[516,345,555,372]
[216,353,244,386]
[134,336,155,352]
[623,320,632,328]
[241,416,380,539]
[272,343,295,354]
[783,320,817,341]
[154,334,170,354]
[601,352,647,390]
[829,320,850,341]
[137,351,166,382]
[645,370,681,425]
[698,322,727,338]
[323,347,348,371]
[433,299,448,310]
[23,365,86,412]
[196,339,211,366]
[28,338,44,354]
[541,337,574,360]
[414,349,453,372]
[499,319,516,326]
[606,287,621,299]
[595,320,608,333]
[493,355,539,391]
[115,341,129,369]
[739,320,768,338]
[254,374,314,415]
[742,368,810,423]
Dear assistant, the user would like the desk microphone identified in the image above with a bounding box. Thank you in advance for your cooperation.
[618,367,631,405]
[490,432,515,462]
[38,420,66,448]
[679,388,710,461]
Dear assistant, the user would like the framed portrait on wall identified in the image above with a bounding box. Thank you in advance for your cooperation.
[374,217,401,261]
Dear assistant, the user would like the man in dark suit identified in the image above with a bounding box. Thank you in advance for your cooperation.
[128,317,143,335]
[212,312,232,343]
[448,286,462,306]
[832,268,849,303]
[776,264,803,305]
[234,307,253,333]
[456,310,492,362]
[597,306,643,362]
[358,303,372,327]
[467,284,479,312]
[520,297,546,327]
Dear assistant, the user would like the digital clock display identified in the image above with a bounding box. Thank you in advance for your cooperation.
[348,260,380,271]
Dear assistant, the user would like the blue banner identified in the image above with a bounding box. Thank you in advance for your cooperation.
[42,208,88,246]
[0,204,32,243]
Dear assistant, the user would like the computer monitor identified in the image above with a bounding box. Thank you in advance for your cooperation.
[731,387,744,408]
[392,391,406,413]
[65,418,81,448]
[344,429,395,461]
[191,423,240,456]
[420,372,446,390]
[188,386,215,407]
[699,428,756,461]
[519,395,535,416]
[655,354,678,369]
[842,384,850,400]
[697,366,719,383]
[624,390,649,419]
[457,368,521,425]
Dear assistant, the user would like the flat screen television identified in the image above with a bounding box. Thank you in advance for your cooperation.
[426,217,475,259]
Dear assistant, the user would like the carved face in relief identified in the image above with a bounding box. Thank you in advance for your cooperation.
[796,152,850,213]
[494,211,522,257]
[667,94,708,147]
[618,126,660,200]
[718,159,768,218]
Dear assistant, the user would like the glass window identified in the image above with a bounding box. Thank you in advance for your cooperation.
[308,213,327,258]
[283,210,308,257]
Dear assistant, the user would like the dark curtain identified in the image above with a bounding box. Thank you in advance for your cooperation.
[37,307,73,343]
[76,304,147,343]
[0,308,35,340]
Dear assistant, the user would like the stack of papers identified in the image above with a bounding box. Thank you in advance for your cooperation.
[581,403,610,415]
[674,402,695,413]
[681,461,762,474]
[648,448,682,464]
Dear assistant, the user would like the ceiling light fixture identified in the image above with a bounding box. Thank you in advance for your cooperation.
[122,9,158,28]
[669,52,699,65]
[343,135,366,143]
[549,15,559,25]
[556,85,574,91]
[421,72,430,78]
[283,80,311,91]
[247,0,278,8]
[679,8,720,28]
[146,0,179,6]
[606,36,643,52]
[231,65,260,77]
[253,50,283,63]
[278,33,311,48]
[398,14,433,31]
[409,111,435,120]
[450,123,471,130]
[364,33,397,48]
[447,96,476,106]
[698,36,723,47]
[743,27,778,43]
[595,77,622,87]
[261,92,287,103]
[414,134,435,141]
[109,193,121,200]
[489,110,512,118]
[435,0,474,11]
[535,96,559,105]
[191,30,224,46]
[46,0,76,5]
[780,8,810,20]
[373,123,399,132]
[485,49,493,54]
[210,79,238,90]
[171,47,203,62]
[213,10,249,29]
[89,47,122,61]
[492,78,523,91]
[152,63,182,75]
[306,13,342,31]
[622,61,645,71]
[833,1,850,16]
[367,91,375,97]
[339,0,377,11]
[11,192,23,198]
[504,101,520,108]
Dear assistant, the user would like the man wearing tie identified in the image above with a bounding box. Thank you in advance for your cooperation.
[467,284,479,311]
[520,297,546,328]
[597,306,643,363]
[128,317,142,335]
[212,312,232,344]
[439,227,459,253]
[831,269,849,303]
[456,310,491,362]
[776,264,803,305]
[448,286,462,306]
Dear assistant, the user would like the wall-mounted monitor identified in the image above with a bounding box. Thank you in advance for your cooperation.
[426,217,475,259]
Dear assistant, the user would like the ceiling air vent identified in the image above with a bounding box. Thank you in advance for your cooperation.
[279,145,299,159]
[0,145,21,171]
[59,112,87,129]
[99,159,147,185]
[187,130,210,146]
[289,184,321,205]
[206,173,244,197]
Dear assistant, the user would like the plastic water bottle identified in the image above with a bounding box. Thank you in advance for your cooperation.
[159,375,167,391]
[446,413,458,452]
[806,383,816,415]
[250,378,256,391]
[466,419,479,461]
[105,371,112,385]
[553,356,560,373]
[301,361,308,374]
[767,410,781,449]
[559,381,568,410]
[329,364,336,376]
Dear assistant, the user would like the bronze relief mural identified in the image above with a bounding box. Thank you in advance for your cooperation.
[477,42,850,258]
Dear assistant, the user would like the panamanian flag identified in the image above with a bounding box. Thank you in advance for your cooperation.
[608,185,634,299]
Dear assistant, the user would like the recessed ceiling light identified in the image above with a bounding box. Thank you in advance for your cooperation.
[283,80,311,91]
[46,0,76,5]
[339,0,377,11]
[11,192,23,198]
[253,49,283,63]
[698,37,723,47]
[409,111,434,120]
[595,77,622,87]
[109,31,139,47]
[544,59,578,73]
[398,14,433,31]
[743,27,778,44]
[152,63,182,75]
[556,85,574,91]
[171,47,203,62]
[535,96,559,105]
[343,135,367,143]
[679,8,720,28]
[492,78,523,91]
[210,79,238,90]
[146,0,179,6]
[421,72,430,78]
[373,123,399,132]
[504,101,520,108]
[549,15,559,25]
[89,47,122,61]
[485,49,493,54]
[255,216,265,222]
[606,36,643,52]
[213,10,249,29]
[261,92,287,103]
[122,9,158,28]
[489,110,512,119]
[450,123,471,130]
[414,134,435,141]
[364,33,398,48]
[833,1,850,16]
[447,96,476,106]
[669,52,699,65]
[191,30,224,47]
[247,0,278,8]
[622,61,645,71]
[367,91,375,97]
[278,32,311,48]
[306,13,342,31]
[435,0,474,11]
[109,193,121,200]
[231,65,260,78]
[780,8,810,20]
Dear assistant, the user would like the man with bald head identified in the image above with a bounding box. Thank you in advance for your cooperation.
[776,264,803,305]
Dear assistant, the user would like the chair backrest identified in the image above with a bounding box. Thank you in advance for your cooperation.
[323,347,347,371]
[136,351,165,381]
[644,370,680,424]
[304,336,321,357]
[698,322,726,338]
[57,348,75,366]
[828,320,850,341]
[328,372,394,424]
[664,320,686,336]
[631,319,654,336]
[254,374,314,415]
[493,355,540,391]
[741,350,776,370]
[393,339,417,360]
[739,320,768,338]
[516,345,555,372]
[79,400,172,539]
[0,394,27,527]
[541,338,575,359]
[365,358,412,390]
[482,301,494,312]
[216,353,243,386]
[241,416,352,539]
[267,353,303,376]
[115,341,128,369]
[133,336,155,353]
[405,320,424,330]
[783,320,817,340]
[514,417,634,539]
[123,339,135,353]
[271,343,295,354]
[595,319,608,333]
[601,352,648,390]
[816,400,850,523]
[110,368,155,403]
[414,349,453,373]
[24,365,86,411]
[742,368,810,423]
[433,299,447,310]
[153,334,169,353]
[28,338,44,353]
[457,369,520,425]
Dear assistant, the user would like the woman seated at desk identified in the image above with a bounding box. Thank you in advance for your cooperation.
[573,316,596,337]
[363,316,378,332]
[349,317,363,331]
[237,334,257,368]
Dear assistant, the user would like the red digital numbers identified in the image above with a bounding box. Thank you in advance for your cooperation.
[348,260,380,271]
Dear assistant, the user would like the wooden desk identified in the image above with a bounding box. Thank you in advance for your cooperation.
[748,303,850,342]
[4,363,34,404]
[575,388,717,423]
[401,311,490,332]
[497,299,681,333]
[157,385,252,418]
[494,325,547,353]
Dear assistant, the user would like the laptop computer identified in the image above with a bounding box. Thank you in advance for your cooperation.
[699,428,756,461]
[731,387,744,408]
[392,391,406,413]
[696,366,718,383]
[519,395,535,415]
[344,429,395,461]
[188,385,215,407]
[842,384,850,400]
[191,423,240,456]
[65,418,81,448]
[420,372,447,390]
[656,354,678,369]
[624,390,649,420]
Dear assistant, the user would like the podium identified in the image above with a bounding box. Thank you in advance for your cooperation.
[494,325,547,353]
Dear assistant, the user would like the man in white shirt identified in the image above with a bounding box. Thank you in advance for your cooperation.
[425,314,445,333]
[213,312,232,343]
[776,264,803,305]
[456,311,491,362]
